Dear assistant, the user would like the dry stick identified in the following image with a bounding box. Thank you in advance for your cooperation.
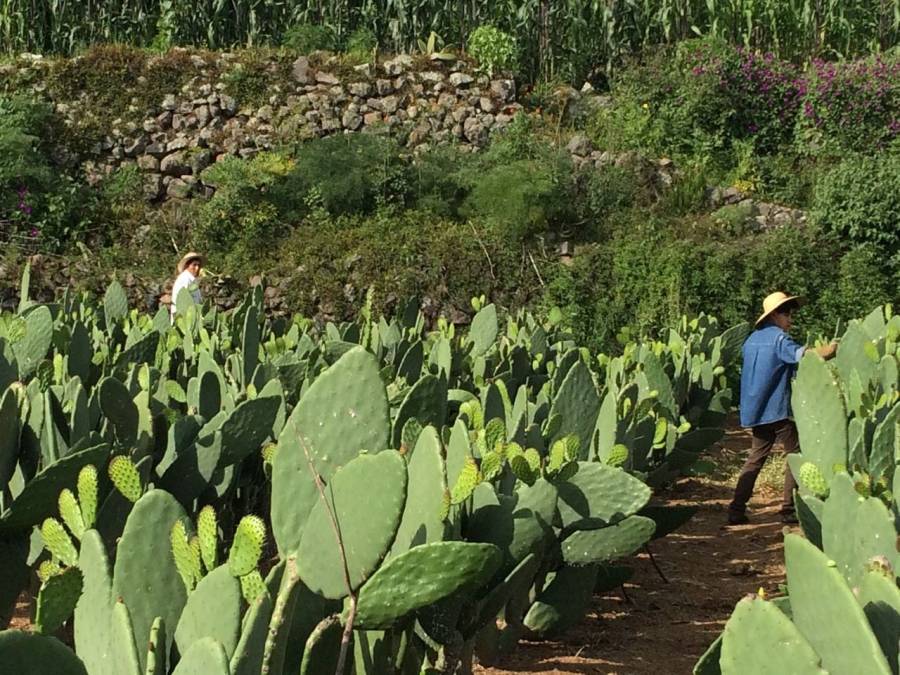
[469,222,496,280]
[644,544,669,584]
[299,435,357,675]
[527,248,545,287]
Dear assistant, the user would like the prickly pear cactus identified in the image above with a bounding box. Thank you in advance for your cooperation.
[108,456,142,503]
[798,462,829,498]
[35,566,83,635]
[40,517,78,567]
[227,515,266,578]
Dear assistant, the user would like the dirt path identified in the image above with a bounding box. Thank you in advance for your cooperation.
[476,426,792,675]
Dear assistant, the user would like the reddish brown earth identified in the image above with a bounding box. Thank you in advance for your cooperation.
[476,425,792,675]
[10,426,792,675]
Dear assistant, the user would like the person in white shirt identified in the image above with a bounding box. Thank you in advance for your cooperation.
[170,252,204,320]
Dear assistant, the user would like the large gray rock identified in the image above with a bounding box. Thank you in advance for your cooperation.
[315,71,339,85]
[137,154,159,171]
[384,55,413,76]
[160,151,191,176]
[292,56,311,84]
[449,72,474,87]
[566,134,594,157]
[490,79,515,102]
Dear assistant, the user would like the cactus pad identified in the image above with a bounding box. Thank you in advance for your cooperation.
[606,444,629,468]
[108,456,142,503]
[112,490,188,673]
[74,530,114,675]
[798,462,829,498]
[58,489,85,541]
[390,426,447,556]
[145,616,167,675]
[0,443,108,534]
[76,466,98,529]
[229,590,273,675]
[523,563,599,637]
[298,451,407,599]
[239,570,267,604]
[271,347,390,556]
[561,515,656,565]
[451,456,482,504]
[174,565,242,663]
[197,505,218,573]
[171,520,201,592]
[548,361,601,458]
[35,566,83,635]
[557,462,651,530]
[720,596,826,674]
[171,637,230,675]
[41,517,78,566]
[228,515,266,578]
[785,533,891,675]
[0,630,88,675]
[355,541,502,629]
[38,559,62,582]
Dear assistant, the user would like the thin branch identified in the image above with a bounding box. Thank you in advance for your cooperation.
[527,248,545,287]
[469,222,496,280]
[299,435,356,675]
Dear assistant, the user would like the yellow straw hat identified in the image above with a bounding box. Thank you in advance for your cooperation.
[756,291,804,327]
[177,252,205,274]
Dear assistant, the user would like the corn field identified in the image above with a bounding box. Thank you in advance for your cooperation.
[1,0,898,80]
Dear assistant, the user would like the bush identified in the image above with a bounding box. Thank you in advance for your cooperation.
[543,220,897,353]
[194,152,303,267]
[344,28,377,62]
[467,26,518,77]
[797,56,900,154]
[0,95,93,251]
[277,210,546,319]
[290,134,408,215]
[811,154,900,263]
[282,23,336,53]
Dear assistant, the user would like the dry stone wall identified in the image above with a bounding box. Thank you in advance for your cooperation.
[5,51,522,202]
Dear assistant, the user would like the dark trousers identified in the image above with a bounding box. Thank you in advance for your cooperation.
[729,419,799,515]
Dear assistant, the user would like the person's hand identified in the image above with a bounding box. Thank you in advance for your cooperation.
[813,341,838,360]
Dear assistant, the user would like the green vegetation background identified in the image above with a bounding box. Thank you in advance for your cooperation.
[1,33,898,353]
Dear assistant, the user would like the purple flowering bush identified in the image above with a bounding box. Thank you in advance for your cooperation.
[595,38,899,162]
[797,56,900,153]
[0,95,92,250]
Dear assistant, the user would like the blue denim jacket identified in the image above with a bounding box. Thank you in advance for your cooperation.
[739,324,806,427]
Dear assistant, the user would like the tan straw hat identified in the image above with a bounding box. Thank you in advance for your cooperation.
[177,252,205,274]
[756,291,804,327]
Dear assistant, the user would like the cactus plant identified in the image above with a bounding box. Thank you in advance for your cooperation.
[298,451,408,599]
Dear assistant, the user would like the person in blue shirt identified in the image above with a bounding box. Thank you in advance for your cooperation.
[727,292,837,525]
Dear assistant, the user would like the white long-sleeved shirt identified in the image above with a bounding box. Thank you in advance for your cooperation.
[170,269,201,317]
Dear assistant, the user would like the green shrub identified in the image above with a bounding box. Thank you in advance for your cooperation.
[459,146,575,239]
[282,23,336,53]
[409,145,468,217]
[194,152,303,267]
[543,219,894,353]
[811,154,900,262]
[344,28,377,62]
[0,95,94,251]
[290,134,409,215]
[467,26,518,77]
[277,210,545,319]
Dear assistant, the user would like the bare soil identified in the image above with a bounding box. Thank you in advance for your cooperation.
[475,425,793,675]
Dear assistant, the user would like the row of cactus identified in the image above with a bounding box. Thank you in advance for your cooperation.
[696,304,900,675]
[0,267,742,673]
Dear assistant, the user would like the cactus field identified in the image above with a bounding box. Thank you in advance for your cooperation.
[0,263,897,675]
